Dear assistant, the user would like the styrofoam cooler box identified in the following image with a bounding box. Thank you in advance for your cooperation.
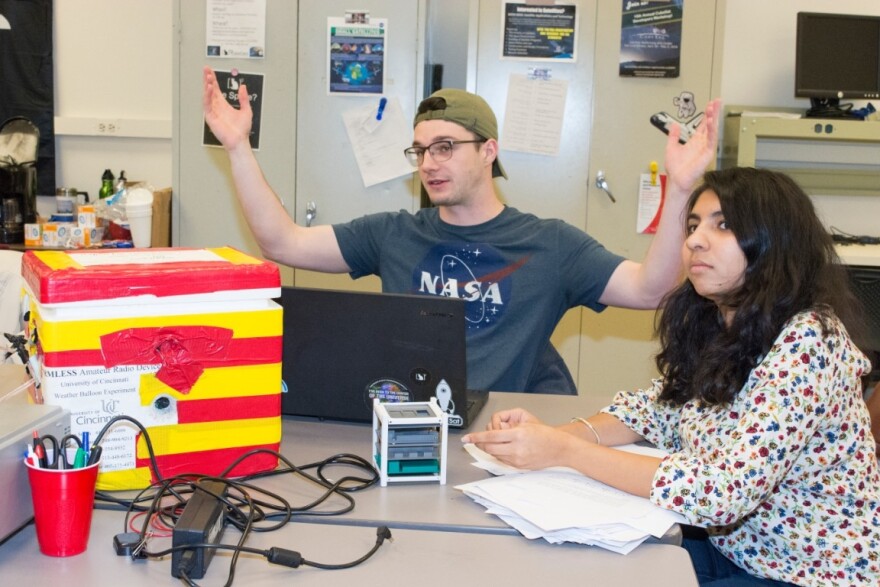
[22,247,283,490]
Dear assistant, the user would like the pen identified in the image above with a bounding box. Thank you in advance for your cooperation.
[82,431,90,463]
[376,97,387,121]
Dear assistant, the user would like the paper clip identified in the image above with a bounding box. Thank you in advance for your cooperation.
[649,161,659,186]
[376,97,388,121]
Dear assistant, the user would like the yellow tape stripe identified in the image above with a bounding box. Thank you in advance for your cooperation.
[97,468,153,491]
[209,247,266,265]
[137,417,281,456]
[137,364,281,402]
[32,250,83,270]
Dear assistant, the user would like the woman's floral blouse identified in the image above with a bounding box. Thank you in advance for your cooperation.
[603,310,878,586]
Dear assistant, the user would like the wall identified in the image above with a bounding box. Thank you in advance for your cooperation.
[49,1,879,231]
[48,0,172,217]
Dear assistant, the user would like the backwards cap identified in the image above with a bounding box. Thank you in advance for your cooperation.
[413,88,507,179]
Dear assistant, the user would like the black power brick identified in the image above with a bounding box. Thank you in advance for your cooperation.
[171,479,228,579]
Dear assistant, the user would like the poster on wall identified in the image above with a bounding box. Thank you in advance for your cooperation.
[619,0,683,78]
[501,2,577,61]
[203,70,264,150]
[205,0,266,58]
[327,13,387,95]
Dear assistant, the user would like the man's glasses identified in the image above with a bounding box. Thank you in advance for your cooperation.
[403,139,486,167]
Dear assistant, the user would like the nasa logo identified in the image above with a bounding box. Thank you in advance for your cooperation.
[413,242,524,331]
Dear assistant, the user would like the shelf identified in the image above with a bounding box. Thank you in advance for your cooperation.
[721,108,880,197]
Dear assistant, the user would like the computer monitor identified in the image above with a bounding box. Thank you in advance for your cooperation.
[795,12,880,118]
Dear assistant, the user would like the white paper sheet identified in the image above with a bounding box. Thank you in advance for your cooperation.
[457,442,686,553]
[501,73,569,156]
[341,97,415,187]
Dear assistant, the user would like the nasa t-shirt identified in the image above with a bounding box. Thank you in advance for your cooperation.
[333,206,624,393]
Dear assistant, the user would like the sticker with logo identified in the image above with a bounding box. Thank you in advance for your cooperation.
[365,379,412,409]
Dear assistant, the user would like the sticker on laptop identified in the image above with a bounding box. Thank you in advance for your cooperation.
[365,379,412,406]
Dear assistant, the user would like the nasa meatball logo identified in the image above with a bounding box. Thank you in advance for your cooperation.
[413,242,524,331]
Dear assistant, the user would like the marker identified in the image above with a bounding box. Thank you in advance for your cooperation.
[34,442,47,468]
[376,97,387,121]
[25,445,37,467]
[73,448,87,469]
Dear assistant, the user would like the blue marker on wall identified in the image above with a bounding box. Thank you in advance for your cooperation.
[376,97,388,121]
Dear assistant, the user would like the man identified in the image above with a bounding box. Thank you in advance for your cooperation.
[203,65,721,394]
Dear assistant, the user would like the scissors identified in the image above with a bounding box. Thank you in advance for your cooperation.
[33,433,83,469]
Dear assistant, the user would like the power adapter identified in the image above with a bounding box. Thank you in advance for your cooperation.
[171,479,228,579]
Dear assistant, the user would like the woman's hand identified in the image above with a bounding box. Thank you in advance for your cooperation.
[664,98,722,197]
[487,408,543,431]
[463,421,578,471]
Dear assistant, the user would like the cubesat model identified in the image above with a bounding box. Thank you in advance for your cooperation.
[372,398,448,486]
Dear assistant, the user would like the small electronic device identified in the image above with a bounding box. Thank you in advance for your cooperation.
[171,479,228,579]
[795,12,880,118]
[0,370,69,544]
[372,398,448,487]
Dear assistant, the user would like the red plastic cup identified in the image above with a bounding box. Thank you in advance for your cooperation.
[25,459,100,556]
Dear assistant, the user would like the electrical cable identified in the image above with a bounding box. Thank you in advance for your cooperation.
[830,226,880,246]
[93,415,386,585]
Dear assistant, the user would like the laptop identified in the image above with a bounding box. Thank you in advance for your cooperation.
[278,287,488,429]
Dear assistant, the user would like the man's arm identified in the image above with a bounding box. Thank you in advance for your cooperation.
[599,99,722,309]
[202,66,350,272]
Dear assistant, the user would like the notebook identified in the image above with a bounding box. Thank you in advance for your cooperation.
[278,287,488,429]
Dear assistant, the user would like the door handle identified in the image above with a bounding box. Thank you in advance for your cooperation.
[305,201,317,227]
[595,171,616,203]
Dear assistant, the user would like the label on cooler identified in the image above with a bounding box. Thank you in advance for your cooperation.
[41,363,172,472]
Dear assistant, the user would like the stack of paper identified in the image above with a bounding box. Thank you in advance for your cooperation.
[456,444,686,554]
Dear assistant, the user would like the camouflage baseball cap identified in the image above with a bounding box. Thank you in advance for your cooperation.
[413,88,507,179]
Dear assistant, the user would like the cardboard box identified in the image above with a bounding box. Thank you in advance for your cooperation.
[22,246,282,490]
[151,188,172,247]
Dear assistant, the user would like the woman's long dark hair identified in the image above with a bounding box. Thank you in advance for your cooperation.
[656,167,865,405]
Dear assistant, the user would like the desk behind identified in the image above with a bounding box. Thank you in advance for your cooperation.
[835,243,880,267]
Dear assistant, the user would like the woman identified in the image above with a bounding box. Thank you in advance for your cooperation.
[463,167,879,586]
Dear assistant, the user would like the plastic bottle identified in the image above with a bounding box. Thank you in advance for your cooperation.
[99,169,115,199]
[115,170,127,194]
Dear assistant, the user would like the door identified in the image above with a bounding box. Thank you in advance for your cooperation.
[293,0,426,291]
[173,0,298,285]
[580,0,720,404]
[467,0,598,388]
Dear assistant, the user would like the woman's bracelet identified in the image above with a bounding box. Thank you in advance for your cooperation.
[570,417,601,446]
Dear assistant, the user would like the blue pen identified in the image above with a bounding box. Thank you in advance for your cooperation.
[82,431,90,463]
[376,97,387,121]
